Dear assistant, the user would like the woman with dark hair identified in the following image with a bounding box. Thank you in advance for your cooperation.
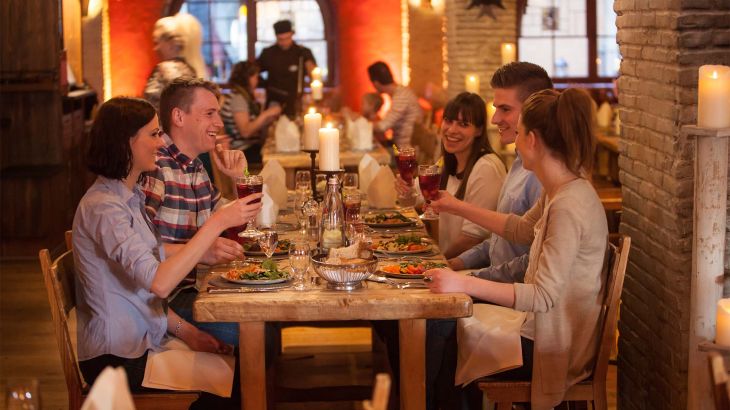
[73,97,261,405]
[221,60,281,164]
[427,88,608,408]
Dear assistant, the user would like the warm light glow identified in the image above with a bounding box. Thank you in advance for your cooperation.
[500,42,516,66]
[308,107,316,114]
[408,0,422,7]
[712,70,719,79]
[238,5,247,17]
[326,122,333,128]
[101,0,111,101]
[431,0,445,13]
[401,0,411,86]
[441,14,448,90]
[88,0,102,17]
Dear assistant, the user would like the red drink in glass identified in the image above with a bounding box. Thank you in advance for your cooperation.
[419,174,440,201]
[397,152,417,184]
[237,181,263,203]
[344,198,361,224]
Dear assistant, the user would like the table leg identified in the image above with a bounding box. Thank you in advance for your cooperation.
[398,319,426,410]
[240,322,266,410]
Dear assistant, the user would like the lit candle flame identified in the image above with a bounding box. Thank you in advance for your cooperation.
[469,75,476,82]
[712,70,719,80]
[505,44,513,51]
[308,107,315,114]
[326,122,333,129]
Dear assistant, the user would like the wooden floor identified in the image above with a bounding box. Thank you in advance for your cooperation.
[0,259,617,409]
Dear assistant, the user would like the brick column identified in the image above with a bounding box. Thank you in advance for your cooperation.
[615,1,730,409]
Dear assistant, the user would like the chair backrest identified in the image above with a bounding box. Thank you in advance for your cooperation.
[709,351,730,410]
[362,373,391,410]
[591,234,631,383]
[39,249,87,409]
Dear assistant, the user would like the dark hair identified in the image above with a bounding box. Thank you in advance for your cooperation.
[229,61,260,94]
[159,76,221,134]
[521,88,596,176]
[439,92,498,200]
[367,61,394,85]
[86,97,156,179]
[490,62,554,102]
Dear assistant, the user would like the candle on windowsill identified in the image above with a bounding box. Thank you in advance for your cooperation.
[303,107,322,150]
[501,43,516,66]
[318,123,340,171]
[311,67,322,82]
[311,80,323,101]
[716,299,730,347]
[698,65,730,129]
[465,74,480,94]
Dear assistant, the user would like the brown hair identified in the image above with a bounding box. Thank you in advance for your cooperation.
[439,92,499,200]
[490,62,554,102]
[229,60,260,95]
[159,76,220,134]
[521,88,596,176]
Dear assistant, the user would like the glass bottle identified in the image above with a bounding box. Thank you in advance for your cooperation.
[319,175,346,252]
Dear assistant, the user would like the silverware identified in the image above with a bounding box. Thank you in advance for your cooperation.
[367,275,429,289]
[207,286,286,294]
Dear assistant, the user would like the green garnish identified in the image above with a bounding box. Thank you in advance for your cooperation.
[243,168,250,177]
[236,259,288,280]
[395,234,422,245]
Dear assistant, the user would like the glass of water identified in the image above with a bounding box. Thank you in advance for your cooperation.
[257,229,279,259]
[289,241,311,291]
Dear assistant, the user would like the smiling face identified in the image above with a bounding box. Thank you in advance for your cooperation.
[441,113,481,156]
[491,87,524,146]
[130,116,164,173]
[178,88,223,156]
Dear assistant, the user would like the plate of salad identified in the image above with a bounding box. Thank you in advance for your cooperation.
[221,259,290,285]
[373,235,432,255]
[379,259,447,279]
[363,212,416,228]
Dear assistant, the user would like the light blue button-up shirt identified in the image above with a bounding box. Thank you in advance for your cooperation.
[72,176,167,360]
[458,155,542,283]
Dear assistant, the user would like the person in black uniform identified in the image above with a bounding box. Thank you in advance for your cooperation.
[257,20,317,117]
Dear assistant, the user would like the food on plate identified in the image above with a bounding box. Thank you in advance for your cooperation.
[381,261,447,276]
[225,259,288,281]
[364,212,411,225]
[243,239,292,254]
[373,235,429,252]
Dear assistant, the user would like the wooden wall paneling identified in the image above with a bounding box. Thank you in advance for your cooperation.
[0,93,63,168]
[62,0,84,82]
[1,0,61,74]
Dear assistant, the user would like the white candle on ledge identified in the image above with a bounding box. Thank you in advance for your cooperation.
[319,123,340,171]
[465,74,480,94]
[311,67,322,82]
[303,107,322,150]
[311,80,323,101]
[501,43,516,66]
[698,65,730,129]
[716,299,730,346]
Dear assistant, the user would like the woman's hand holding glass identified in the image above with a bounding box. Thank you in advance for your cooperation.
[214,192,263,230]
[428,190,461,215]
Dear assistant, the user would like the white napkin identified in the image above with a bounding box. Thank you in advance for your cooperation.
[351,117,373,151]
[597,102,613,128]
[358,154,380,194]
[345,116,355,141]
[367,166,398,209]
[81,367,135,410]
[454,304,527,386]
[142,338,235,397]
[275,116,301,152]
[259,160,288,209]
[255,185,279,228]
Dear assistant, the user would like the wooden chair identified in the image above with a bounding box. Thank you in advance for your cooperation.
[363,373,391,410]
[709,351,730,410]
[477,234,631,410]
[39,249,199,409]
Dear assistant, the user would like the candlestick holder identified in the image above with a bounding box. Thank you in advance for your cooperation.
[302,149,319,198]
[312,168,345,202]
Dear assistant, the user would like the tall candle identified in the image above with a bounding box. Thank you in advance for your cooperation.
[311,80,323,101]
[311,67,322,82]
[487,100,497,129]
[501,43,516,66]
[465,74,480,94]
[303,108,322,150]
[716,299,730,346]
[698,65,730,129]
[319,123,340,171]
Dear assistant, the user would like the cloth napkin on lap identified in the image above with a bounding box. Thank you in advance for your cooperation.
[274,116,301,152]
[255,185,279,228]
[367,166,398,209]
[455,304,527,386]
[259,159,288,209]
[142,338,235,397]
[358,154,380,194]
[81,367,135,410]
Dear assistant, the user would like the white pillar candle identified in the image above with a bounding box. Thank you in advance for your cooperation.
[717,299,730,346]
[487,100,497,129]
[698,65,730,129]
[303,108,322,150]
[311,67,322,82]
[465,74,480,94]
[311,80,323,101]
[318,123,340,171]
[501,43,516,66]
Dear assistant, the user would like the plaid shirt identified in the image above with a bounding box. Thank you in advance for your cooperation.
[141,134,221,243]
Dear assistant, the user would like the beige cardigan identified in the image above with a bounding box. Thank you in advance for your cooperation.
[503,178,608,409]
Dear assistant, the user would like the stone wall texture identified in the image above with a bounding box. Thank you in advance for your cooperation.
[408,5,445,99]
[615,0,730,408]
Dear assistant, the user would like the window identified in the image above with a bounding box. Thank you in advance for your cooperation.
[518,0,619,81]
[180,0,332,83]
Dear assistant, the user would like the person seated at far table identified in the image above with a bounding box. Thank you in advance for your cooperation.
[73,96,263,407]
[221,61,282,165]
[367,61,422,150]
[425,88,609,409]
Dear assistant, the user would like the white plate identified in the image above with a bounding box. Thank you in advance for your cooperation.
[220,272,289,285]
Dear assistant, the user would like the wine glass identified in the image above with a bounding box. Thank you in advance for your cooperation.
[302,198,320,244]
[418,164,440,220]
[289,241,311,291]
[257,229,279,259]
[315,174,327,197]
[343,172,359,194]
[236,174,264,238]
[295,170,311,189]
[396,146,417,186]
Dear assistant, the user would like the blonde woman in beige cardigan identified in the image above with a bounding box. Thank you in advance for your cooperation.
[427,88,608,409]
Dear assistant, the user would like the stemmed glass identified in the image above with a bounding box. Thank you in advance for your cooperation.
[418,164,440,220]
[236,174,264,238]
[343,173,359,194]
[257,229,279,259]
[396,146,417,205]
[289,241,311,291]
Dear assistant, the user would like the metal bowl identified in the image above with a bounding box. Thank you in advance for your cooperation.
[310,253,378,291]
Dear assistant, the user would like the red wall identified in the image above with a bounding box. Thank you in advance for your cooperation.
[336,0,403,111]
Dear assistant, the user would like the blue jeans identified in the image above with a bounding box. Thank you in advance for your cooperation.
[169,288,240,346]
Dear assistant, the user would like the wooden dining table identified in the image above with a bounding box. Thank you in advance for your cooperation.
[193,210,473,410]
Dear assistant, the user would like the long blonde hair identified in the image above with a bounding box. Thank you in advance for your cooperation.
[153,14,207,79]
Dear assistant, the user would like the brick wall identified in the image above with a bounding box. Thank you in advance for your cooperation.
[408,5,445,99]
[615,0,730,408]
